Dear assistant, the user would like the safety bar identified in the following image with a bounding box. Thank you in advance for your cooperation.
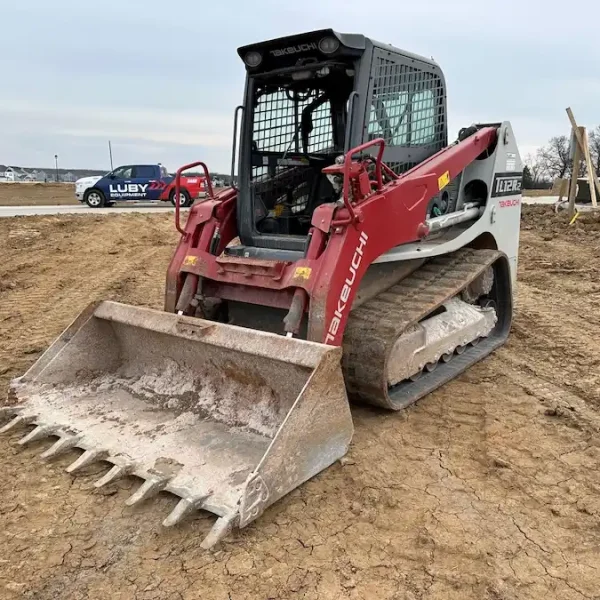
[175,161,214,236]
[343,92,359,154]
[230,105,244,190]
[341,138,386,223]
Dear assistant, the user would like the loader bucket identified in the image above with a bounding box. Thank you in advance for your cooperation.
[3,301,352,548]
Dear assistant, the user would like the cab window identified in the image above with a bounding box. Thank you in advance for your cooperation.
[112,166,133,178]
[133,165,156,178]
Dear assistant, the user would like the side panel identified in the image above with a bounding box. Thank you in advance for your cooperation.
[182,176,205,197]
[146,169,170,201]
[99,167,143,202]
[94,176,117,200]
[128,168,152,200]
[159,176,204,201]
[374,122,523,286]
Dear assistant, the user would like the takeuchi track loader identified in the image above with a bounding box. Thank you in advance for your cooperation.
[2,29,523,548]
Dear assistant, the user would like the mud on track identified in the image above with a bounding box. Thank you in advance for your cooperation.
[1,207,600,600]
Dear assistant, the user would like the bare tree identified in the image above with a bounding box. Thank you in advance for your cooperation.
[536,135,573,179]
[524,152,548,187]
[589,125,600,177]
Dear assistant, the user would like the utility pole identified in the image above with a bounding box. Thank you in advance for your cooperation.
[54,154,59,182]
[108,140,114,170]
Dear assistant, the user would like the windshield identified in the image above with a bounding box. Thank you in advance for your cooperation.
[252,86,334,156]
[245,64,354,237]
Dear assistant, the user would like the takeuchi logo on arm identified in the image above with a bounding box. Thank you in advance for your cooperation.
[325,231,369,344]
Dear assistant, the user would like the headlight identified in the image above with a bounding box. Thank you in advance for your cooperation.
[318,36,340,54]
[244,51,262,68]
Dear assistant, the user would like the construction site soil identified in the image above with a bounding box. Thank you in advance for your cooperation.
[1,206,599,600]
[0,183,78,206]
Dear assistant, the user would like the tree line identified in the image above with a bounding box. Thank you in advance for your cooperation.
[523,126,600,189]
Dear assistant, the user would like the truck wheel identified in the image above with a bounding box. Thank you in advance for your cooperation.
[169,189,192,208]
[84,189,106,208]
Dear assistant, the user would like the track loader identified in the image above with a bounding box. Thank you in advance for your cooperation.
[2,29,523,548]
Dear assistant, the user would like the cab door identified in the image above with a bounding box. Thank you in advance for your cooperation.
[106,165,134,201]
[130,165,157,201]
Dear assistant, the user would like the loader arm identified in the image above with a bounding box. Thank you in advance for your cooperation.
[166,126,498,344]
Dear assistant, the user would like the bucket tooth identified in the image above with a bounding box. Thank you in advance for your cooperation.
[0,415,36,434]
[163,494,211,527]
[94,464,133,488]
[40,435,81,460]
[201,514,236,550]
[0,406,22,420]
[125,477,168,507]
[65,449,108,474]
[18,425,56,446]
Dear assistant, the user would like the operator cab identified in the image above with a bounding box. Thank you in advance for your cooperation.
[229,29,448,260]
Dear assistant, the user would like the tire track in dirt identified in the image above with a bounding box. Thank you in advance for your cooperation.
[0,214,177,389]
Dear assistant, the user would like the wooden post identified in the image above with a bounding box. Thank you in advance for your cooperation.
[557,178,568,205]
[566,107,600,207]
[582,134,598,208]
[567,127,583,219]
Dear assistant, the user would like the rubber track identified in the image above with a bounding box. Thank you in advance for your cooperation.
[343,248,511,410]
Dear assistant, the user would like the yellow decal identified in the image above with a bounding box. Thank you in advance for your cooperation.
[438,171,450,191]
[183,255,198,267]
[274,204,284,217]
[294,267,312,280]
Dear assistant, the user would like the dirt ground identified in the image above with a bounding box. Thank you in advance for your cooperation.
[521,189,557,198]
[0,183,78,206]
[1,206,600,600]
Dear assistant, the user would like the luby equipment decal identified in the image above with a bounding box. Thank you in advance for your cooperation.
[109,183,148,197]
[491,172,522,198]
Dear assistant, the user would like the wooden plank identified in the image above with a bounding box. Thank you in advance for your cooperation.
[567,127,582,219]
[557,178,568,204]
[566,107,600,204]
[582,133,598,207]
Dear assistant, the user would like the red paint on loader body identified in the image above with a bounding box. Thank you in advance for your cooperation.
[165,128,498,344]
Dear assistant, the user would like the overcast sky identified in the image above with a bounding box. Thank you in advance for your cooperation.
[2,0,599,172]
